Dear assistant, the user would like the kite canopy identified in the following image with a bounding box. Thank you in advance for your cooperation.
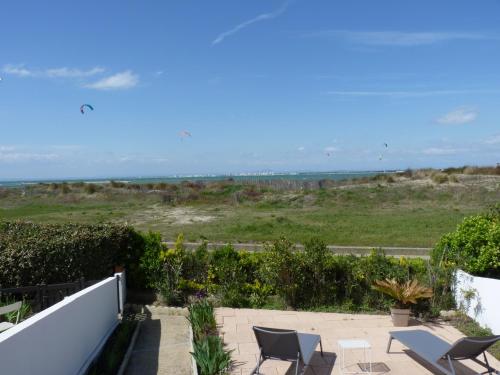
[80,104,94,114]
[179,130,192,138]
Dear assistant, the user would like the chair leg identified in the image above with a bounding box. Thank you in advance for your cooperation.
[252,351,264,375]
[446,355,456,375]
[471,354,498,375]
[386,336,393,353]
[320,339,324,356]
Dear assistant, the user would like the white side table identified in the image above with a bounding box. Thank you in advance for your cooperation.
[337,339,372,375]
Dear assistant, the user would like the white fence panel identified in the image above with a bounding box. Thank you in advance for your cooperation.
[0,274,124,375]
[454,269,500,334]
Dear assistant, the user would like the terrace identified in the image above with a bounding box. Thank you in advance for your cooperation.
[217,308,500,375]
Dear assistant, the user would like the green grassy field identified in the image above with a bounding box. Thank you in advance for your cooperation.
[1,173,499,247]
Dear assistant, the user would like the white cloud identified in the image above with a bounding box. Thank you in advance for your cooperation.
[0,145,16,152]
[45,67,104,78]
[307,30,494,46]
[0,151,59,162]
[84,71,139,90]
[326,89,500,97]
[297,146,305,152]
[324,146,338,153]
[212,1,290,45]
[115,154,169,164]
[436,107,478,125]
[49,145,84,151]
[484,134,500,145]
[422,147,458,155]
[3,64,33,77]
[2,64,104,78]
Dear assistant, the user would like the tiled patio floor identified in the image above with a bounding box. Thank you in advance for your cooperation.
[216,308,499,375]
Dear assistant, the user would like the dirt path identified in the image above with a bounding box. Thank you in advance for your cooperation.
[164,241,431,258]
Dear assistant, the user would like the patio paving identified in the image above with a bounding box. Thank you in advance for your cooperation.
[125,306,192,375]
[216,308,500,375]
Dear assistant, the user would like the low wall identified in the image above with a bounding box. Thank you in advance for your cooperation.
[0,273,125,375]
[454,269,500,334]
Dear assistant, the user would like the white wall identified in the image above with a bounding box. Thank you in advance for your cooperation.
[454,269,500,334]
[0,273,125,375]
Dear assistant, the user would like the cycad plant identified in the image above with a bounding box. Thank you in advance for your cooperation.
[372,279,433,309]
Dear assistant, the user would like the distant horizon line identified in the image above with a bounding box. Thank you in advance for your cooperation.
[0,169,404,183]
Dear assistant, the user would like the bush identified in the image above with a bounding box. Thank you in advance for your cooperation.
[208,245,253,307]
[260,237,303,307]
[431,209,500,278]
[157,235,186,305]
[431,172,449,184]
[140,233,448,315]
[139,231,166,289]
[84,183,98,194]
[0,221,146,288]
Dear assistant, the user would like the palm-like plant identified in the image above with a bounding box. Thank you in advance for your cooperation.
[372,279,433,309]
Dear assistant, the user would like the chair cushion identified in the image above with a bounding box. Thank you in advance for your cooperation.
[390,330,451,362]
[298,333,321,365]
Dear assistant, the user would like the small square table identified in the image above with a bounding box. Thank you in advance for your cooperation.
[337,339,372,374]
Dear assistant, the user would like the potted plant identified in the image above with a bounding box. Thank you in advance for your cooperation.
[372,279,433,327]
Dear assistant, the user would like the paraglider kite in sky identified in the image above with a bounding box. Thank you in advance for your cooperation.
[179,130,192,140]
[80,104,94,114]
[379,142,388,160]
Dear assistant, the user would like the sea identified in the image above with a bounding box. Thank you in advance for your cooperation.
[0,170,396,188]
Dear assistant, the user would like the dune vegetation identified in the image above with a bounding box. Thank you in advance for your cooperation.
[1,167,499,247]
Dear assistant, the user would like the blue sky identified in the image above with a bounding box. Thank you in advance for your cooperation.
[1,0,499,179]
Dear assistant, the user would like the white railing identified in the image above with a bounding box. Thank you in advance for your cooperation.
[0,272,125,375]
[454,269,500,334]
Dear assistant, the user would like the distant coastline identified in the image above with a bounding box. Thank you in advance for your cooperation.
[0,170,399,188]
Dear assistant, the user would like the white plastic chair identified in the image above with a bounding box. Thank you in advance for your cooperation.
[0,301,22,333]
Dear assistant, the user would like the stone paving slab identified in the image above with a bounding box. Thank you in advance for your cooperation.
[125,306,192,375]
[217,308,500,375]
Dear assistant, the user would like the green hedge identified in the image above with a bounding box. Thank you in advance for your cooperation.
[0,221,145,288]
[431,206,499,278]
[141,236,452,315]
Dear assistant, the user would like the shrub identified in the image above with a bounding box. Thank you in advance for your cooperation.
[208,245,252,307]
[431,172,449,184]
[109,180,126,189]
[61,183,71,194]
[157,235,186,305]
[260,237,303,307]
[431,210,500,278]
[139,233,450,315]
[84,183,98,194]
[0,221,146,288]
[139,231,166,289]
